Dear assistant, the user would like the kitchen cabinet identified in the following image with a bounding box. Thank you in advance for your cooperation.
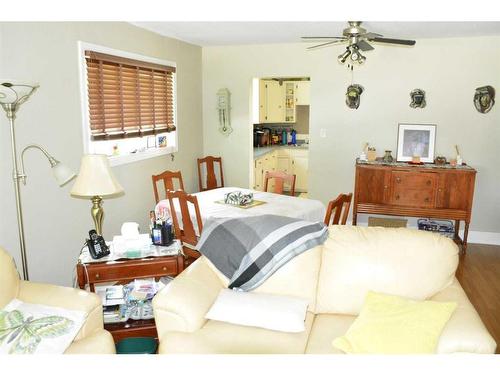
[254,148,308,193]
[259,80,296,123]
[290,149,308,192]
[295,81,310,105]
[254,151,277,191]
[259,80,284,123]
[283,82,296,123]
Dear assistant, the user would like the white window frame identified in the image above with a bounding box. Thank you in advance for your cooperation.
[77,41,178,167]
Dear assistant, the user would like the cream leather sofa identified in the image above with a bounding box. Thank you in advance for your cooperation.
[0,247,116,354]
[153,226,496,354]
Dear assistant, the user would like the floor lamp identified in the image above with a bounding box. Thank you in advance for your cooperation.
[0,82,77,280]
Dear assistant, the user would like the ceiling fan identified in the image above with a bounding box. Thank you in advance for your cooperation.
[302,21,416,65]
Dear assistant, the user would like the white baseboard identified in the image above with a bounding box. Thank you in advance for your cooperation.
[466,231,500,246]
[352,219,500,246]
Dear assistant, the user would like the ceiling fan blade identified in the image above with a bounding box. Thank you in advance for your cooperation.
[371,37,416,46]
[307,40,347,50]
[363,32,383,39]
[301,36,346,40]
[356,40,374,51]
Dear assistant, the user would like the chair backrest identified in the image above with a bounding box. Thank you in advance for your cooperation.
[197,156,224,191]
[152,170,185,203]
[264,171,296,196]
[324,193,353,225]
[166,190,203,248]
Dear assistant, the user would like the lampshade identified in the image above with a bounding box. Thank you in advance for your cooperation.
[52,161,76,187]
[70,154,124,198]
[0,81,39,112]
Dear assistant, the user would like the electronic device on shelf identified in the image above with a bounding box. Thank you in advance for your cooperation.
[86,229,110,259]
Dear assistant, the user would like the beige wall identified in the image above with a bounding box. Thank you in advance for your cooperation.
[202,37,500,234]
[0,22,203,285]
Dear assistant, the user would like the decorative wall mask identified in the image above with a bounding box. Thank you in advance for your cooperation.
[474,86,495,113]
[346,84,364,109]
[410,89,426,109]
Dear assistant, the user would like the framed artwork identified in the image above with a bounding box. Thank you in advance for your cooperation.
[397,123,436,163]
[157,135,167,148]
[147,136,156,149]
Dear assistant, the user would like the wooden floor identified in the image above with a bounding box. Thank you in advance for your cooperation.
[456,243,500,354]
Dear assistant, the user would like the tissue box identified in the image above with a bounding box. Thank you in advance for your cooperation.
[224,191,254,206]
[113,234,152,257]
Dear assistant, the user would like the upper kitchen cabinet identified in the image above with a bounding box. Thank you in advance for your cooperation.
[259,79,300,124]
[295,81,310,105]
[259,80,285,123]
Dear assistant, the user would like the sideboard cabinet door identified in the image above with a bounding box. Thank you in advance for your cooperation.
[355,167,390,204]
[436,172,476,211]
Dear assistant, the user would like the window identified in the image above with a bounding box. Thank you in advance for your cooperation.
[79,43,178,166]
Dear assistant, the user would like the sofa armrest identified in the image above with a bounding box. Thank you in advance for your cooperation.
[18,281,104,340]
[64,330,116,354]
[153,257,224,337]
[431,278,497,354]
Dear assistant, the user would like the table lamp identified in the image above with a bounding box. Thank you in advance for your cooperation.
[70,154,124,235]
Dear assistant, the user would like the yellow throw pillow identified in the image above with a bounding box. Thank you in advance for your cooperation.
[332,291,457,354]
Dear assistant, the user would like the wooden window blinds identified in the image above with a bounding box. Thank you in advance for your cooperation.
[85,50,176,141]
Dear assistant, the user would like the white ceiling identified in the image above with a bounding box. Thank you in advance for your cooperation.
[131,22,500,47]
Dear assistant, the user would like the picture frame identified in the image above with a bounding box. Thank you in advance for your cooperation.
[147,136,156,149]
[396,123,436,163]
[157,135,167,148]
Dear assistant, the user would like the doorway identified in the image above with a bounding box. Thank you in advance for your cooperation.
[250,77,310,196]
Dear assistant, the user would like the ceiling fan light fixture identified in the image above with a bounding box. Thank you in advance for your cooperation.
[338,48,351,64]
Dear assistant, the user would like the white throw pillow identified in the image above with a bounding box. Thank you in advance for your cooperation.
[205,289,309,333]
[0,299,86,354]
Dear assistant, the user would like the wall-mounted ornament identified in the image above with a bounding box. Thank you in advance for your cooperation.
[410,89,426,108]
[474,85,495,113]
[216,88,232,135]
[346,84,364,109]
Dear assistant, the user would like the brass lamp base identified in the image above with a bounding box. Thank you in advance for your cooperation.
[91,196,104,235]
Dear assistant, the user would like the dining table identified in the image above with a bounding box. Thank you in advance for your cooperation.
[156,187,326,235]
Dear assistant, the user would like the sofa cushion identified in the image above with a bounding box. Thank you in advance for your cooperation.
[305,314,356,354]
[316,226,459,315]
[158,311,315,354]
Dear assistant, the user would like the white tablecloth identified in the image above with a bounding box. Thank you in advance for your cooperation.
[157,187,326,234]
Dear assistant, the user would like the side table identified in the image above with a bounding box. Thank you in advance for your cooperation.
[76,254,184,342]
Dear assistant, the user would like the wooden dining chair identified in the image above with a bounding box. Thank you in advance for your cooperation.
[197,156,224,191]
[264,171,296,196]
[324,193,353,226]
[152,170,185,203]
[166,189,203,263]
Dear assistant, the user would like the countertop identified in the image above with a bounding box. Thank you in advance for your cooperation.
[254,144,309,159]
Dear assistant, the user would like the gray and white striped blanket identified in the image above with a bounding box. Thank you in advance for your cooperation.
[196,215,328,291]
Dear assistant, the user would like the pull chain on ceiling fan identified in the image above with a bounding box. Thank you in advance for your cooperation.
[302,21,416,65]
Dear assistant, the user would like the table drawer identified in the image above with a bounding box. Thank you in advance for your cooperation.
[85,257,181,283]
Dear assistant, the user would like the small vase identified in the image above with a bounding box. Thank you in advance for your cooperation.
[383,150,393,163]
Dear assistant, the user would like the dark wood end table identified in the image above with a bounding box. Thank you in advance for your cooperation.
[76,254,184,342]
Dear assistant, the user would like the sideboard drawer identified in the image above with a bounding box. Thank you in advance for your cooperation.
[390,171,437,207]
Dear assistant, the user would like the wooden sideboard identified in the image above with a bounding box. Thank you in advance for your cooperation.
[353,160,476,252]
